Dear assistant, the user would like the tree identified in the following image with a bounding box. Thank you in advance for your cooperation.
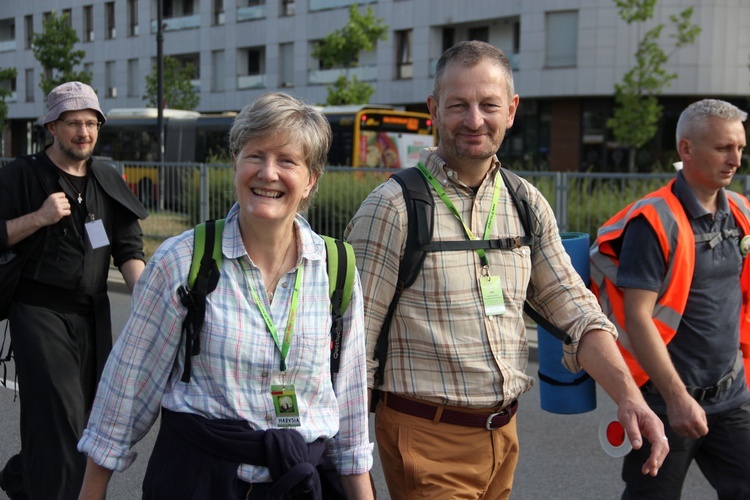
[0,67,17,156]
[311,4,387,105]
[32,12,91,96]
[143,56,200,110]
[607,0,701,172]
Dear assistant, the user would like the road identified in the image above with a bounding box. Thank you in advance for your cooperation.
[0,279,714,499]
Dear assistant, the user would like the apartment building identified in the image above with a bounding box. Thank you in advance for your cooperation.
[1,0,748,170]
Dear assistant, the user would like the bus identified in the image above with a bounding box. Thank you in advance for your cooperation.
[320,105,435,168]
[33,105,436,209]
[94,104,434,167]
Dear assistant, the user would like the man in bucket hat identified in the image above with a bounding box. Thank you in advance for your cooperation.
[0,82,148,499]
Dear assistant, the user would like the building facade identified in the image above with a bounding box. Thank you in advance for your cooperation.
[1,0,749,170]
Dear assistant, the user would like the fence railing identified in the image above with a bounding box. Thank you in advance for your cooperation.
[4,158,750,244]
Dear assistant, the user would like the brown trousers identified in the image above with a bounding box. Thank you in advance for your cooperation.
[375,396,520,500]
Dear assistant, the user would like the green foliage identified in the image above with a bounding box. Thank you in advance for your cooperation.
[607,1,700,172]
[0,67,18,131]
[306,169,389,239]
[32,12,91,95]
[325,75,375,105]
[311,4,387,106]
[143,56,200,110]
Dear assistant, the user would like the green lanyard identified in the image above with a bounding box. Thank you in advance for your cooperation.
[416,162,501,269]
[241,259,303,373]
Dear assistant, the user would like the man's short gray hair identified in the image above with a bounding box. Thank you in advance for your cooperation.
[676,99,747,143]
[432,41,515,103]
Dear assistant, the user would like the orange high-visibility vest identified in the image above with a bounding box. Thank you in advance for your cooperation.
[590,179,750,387]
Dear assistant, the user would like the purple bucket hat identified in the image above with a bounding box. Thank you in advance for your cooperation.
[43,81,106,125]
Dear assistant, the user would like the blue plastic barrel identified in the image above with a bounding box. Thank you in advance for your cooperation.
[537,232,597,414]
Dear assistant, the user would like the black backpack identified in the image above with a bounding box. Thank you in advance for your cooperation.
[371,167,572,404]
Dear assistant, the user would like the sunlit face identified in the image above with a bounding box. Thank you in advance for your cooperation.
[680,117,746,190]
[233,133,317,226]
[428,59,519,167]
[48,109,100,162]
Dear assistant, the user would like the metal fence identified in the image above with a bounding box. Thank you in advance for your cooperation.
[4,158,750,245]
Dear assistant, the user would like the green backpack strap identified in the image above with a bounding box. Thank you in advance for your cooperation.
[178,219,225,382]
[321,235,356,379]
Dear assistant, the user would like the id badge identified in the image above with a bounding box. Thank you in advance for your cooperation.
[85,219,110,249]
[271,384,301,427]
[479,275,506,316]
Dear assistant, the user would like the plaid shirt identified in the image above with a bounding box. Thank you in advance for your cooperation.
[79,204,373,482]
[345,148,616,408]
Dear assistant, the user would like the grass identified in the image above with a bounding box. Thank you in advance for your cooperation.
[140,211,192,260]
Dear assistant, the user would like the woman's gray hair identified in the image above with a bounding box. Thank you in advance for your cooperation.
[432,40,515,103]
[230,92,332,211]
[676,99,747,143]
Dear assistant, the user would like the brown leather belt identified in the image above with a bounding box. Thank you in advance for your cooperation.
[384,393,518,430]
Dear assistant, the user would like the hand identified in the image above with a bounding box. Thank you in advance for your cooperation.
[617,398,670,476]
[666,392,708,439]
[39,192,71,225]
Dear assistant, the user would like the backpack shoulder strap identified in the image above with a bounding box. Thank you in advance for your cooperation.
[321,235,356,380]
[371,168,434,389]
[178,218,224,382]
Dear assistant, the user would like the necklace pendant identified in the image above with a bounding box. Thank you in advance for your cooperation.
[77,194,83,204]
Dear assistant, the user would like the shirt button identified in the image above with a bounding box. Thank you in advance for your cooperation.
[261,372,269,378]
[281,282,288,289]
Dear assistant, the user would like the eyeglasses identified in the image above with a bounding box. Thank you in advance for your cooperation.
[57,119,102,131]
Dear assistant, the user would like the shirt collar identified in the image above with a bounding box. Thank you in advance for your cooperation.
[674,170,730,220]
[222,203,325,263]
[418,147,501,190]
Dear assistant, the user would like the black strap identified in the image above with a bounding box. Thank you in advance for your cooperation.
[328,238,348,379]
[178,220,221,383]
[374,168,434,388]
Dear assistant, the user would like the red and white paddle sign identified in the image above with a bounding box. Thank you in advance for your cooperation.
[599,411,633,457]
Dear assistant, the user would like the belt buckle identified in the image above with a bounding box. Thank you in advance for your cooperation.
[485,412,502,430]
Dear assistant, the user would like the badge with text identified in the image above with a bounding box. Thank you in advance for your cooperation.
[85,219,110,249]
[479,275,506,316]
[271,384,301,427]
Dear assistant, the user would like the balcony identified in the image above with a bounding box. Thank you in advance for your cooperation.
[0,40,16,52]
[237,4,266,21]
[151,14,201,33]
[237,74,266,89]
[307,65,377,85]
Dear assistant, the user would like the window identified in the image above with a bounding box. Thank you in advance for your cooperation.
[105,2,116,39]
[545,10,578,68]
[238,47,265,89]
[24,15,33,49]
[279,42,293,87]
[281,0,295,16]
[83,5,94,42]
[25,68,34,102]
[442,27,454,53]
[211,50,224,91]
[105,61,117,97]
[127,58,139,96]
[467,26,488,43]
[62,9,72,27]
[395,30,412,79]
[213,0,225,25]
[0,73,16,102]
[128,0,139,36]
